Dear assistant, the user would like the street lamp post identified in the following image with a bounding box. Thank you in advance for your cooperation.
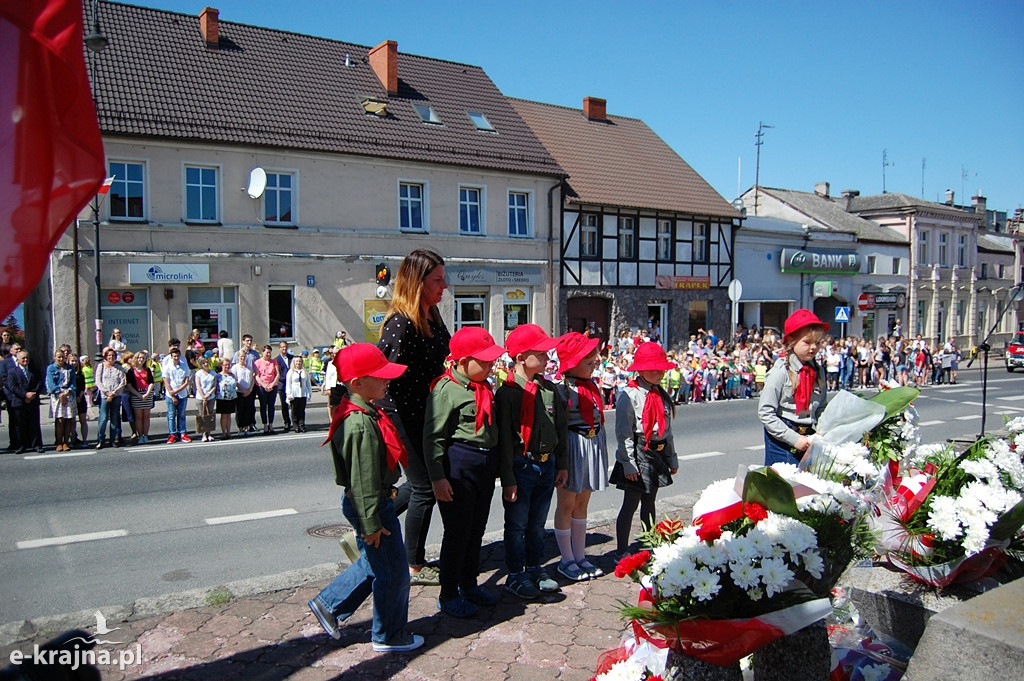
[85,0,107,358]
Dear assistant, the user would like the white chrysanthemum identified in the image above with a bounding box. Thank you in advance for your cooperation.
[860,662,892,681]
[1005,416,1024,435]
[704,537,732,568]
[747,587,764,601]
[649,540,685,578]
[962,523,990,555]
[596,657,647,681]
[747,526,773,555]
[759,556,794,597]
[960,458,1000,482]
[927,495,963,539]
[1015,433,1024,452]
[725,534,758,563]
[691,568,722,601]
[800,550,825,579]
[730,561,760,590]
[986,439,1024,490]
[908,442,953,469]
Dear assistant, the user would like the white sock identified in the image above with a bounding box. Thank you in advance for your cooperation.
[554,527,574,564]
[571,518,588,563]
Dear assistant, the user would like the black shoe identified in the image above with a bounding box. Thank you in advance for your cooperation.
[15,448,27,455]
[282,424,292,432]
[35,446,45,453]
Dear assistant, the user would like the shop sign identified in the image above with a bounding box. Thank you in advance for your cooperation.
[857,292,907,310]
[779,248,860,274]
[128,263,210,284]
[448,266,543,286]
[363,300,389,343]
[654,275,710,290]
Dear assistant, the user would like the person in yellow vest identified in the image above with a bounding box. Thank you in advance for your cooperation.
[666,362,683,404]
[333,330,350,350]
[754,358,768,395]
[80,355,96,409]
[148,354,164,400]
[309,349,324,386]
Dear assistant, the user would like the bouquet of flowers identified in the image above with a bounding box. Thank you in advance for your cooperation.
[874,428,1024,587]
[614,469,832,666]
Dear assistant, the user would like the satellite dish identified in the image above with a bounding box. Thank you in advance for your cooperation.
[246,167,267,199]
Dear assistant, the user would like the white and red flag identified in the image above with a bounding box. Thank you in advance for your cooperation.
[0,0,106,320]
[97,175,114,194]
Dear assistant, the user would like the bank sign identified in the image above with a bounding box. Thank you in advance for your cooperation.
[779,248,860,275]
[128,263,210,284]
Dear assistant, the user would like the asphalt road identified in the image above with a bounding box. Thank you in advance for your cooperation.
[1,366,1022,624]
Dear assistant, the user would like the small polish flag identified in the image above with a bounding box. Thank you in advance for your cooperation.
[97,176,115,195]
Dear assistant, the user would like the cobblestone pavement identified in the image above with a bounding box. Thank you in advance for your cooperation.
[1,497,698,680]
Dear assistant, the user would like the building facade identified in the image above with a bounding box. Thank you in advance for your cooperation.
[510,97,740,354]
[41,3,566,357]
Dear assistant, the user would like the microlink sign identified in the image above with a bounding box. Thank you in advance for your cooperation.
[779,248,860,275]
[128,263,210,284]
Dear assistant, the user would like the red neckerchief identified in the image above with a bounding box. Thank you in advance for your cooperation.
[437,367,493,433]
[628,379,666,442]
[322,397,408,471]
[507,373,539,447]
[794,363,817,415]
[570,375,604,428]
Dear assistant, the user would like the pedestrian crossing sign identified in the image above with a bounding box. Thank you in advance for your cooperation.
[835,306,850,322]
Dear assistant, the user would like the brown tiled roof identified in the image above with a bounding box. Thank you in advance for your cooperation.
[86,1,563,177]
[508,98,739,219]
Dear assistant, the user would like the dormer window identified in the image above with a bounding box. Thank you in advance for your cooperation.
[359,97,388,117]
[413,103,442,124]
[467,111,494,131]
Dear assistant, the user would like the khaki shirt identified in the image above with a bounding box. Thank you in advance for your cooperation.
[422,369,498,481]
[495,373,567,488]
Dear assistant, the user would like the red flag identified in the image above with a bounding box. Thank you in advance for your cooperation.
[97,175,114,194]
[0,0,106,321]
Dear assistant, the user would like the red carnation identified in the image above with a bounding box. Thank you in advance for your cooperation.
[744,502,768,523]
[614,550,651,578]
[696,523,722,542]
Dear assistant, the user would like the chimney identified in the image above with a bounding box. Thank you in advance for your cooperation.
[369,40,399,94]
[841,189,860,209]
[971,194,986,213]
[945,189,955,206]
[199,7,219,49]
[814,182,830,198]
[583,97,606,121]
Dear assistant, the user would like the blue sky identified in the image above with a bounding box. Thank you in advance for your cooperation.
[126,0,1023,214]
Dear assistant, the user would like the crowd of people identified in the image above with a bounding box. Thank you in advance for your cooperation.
[0,329,347,452]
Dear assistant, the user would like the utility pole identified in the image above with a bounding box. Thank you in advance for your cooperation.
[753,121,773,216]
[921,158,926,197]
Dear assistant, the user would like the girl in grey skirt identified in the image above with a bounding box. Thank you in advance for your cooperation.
[552,332,609,581]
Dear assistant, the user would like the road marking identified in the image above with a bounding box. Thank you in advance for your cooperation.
[961,402,984,407]
[678,451,728,461]
[918,420,944,427]
[17,529,128,549]
[997,395,1024,401]
[744,445,764,451]
[205,508,298,525]
[955,415,982,421]
[23,451,95,460]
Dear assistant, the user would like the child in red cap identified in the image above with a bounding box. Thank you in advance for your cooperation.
[423,327,505,618]
[757,308,829,466]
[552,331,609,581]
[308,344,423,652]
[611,342,678,556]
[496,324,568,599]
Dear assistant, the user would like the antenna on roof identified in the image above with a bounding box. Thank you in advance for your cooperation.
[245,167,267,199]
[882,149,893,193]
[753,121,773,217]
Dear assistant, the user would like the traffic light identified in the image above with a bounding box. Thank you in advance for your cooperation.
[376,263,390,286]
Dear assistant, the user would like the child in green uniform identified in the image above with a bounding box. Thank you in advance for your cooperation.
[308,343,424,653]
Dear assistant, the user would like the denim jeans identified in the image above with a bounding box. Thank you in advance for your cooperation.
[502,455,556,573]
[257,385,277,426]
[314,495,410,644]
[763,430,800,466]
[166,394,188,436]
[96,395,121,443]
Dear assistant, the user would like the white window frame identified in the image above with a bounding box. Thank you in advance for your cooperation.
[263,169,297,227]
[581,213,599,258]
[107,159,147,221]
[918,230,930,266]
[618,216,636,259]
[183,163,220,224]
[693,222,709,263]
[507,190,531,237]
[412,103,441,125]
[467,111,495,131]
[454,294,487,330]
[398,180,428,232]
[938,233,948,267]
[958,234,967,268]
[459,185,485,235]
[268,285,296,342]
[892,257,901,275]
[867,255,877,274]
[656,219,673,261]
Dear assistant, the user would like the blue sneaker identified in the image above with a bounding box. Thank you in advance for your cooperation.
[308,599,340,640]
[505,571,540,600]
[460,585,499,607]
[527,565,559,592]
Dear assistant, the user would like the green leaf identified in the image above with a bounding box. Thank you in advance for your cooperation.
[742,467,800,518]
[867,386,920,420]
[990,498,1024,542]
